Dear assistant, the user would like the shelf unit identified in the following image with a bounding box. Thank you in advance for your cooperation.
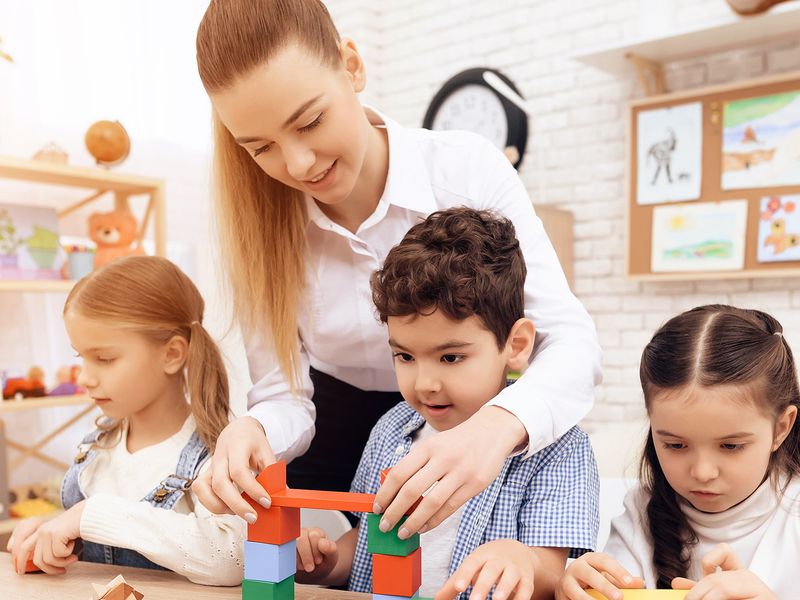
[0,155,166,292]
[571,2,800,94]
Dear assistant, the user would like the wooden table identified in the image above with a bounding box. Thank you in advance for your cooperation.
[0,552,368,600]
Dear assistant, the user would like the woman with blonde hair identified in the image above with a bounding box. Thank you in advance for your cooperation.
[193,0,602,537]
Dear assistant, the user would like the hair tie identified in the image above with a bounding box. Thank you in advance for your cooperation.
[191,320,201,327]
[775,331,783,337]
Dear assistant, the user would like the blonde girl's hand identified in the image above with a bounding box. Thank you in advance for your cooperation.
[192,416,277,521]
[672,543,777,600]
[435,539,537,600]
[556,552,645,600]
[294,527,339,584]
[7,516,45,574]
[375,406,523,538]
[29,500,84,575]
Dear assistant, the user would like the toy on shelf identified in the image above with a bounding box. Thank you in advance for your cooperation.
[85,120,131,168]
[242,461,429,600]
[91,574,144,600]
[32,142,69,165]
[2,366,46,399]
[88,209,145,269]
[49,364,84,396]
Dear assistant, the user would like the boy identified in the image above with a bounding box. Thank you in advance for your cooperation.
[295,208,599,600]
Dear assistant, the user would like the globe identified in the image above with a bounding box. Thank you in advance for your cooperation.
[84,120,131,167]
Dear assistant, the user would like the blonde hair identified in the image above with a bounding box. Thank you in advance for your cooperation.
[196,0,342,390]
[64,256,230,451]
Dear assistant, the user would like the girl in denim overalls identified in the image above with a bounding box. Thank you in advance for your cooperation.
[8,256,245,585]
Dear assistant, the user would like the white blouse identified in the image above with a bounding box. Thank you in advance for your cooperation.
[245,106,602,462]
[604,477,800,596]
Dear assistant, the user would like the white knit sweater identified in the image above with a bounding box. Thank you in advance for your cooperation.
[78,415,245,585]
[604,476,800,595]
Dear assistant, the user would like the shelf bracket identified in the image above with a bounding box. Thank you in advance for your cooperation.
[625,52,666,96]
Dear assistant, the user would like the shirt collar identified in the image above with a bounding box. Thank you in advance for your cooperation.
[305,106,438,231]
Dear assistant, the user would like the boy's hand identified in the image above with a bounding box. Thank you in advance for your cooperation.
[8,517,45,574]
[556,552,644,600]
[295,527,339,583]
[29,501,85,575]
[435,539,537,600]
[672,543,777,600]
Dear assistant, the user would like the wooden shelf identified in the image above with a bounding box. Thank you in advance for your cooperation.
[571,2,800,76]
[0,280,75,293]
[0,394,92,414]
[0,155,162,194]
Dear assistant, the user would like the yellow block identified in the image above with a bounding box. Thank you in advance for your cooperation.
[9,498,59,519]
[587,591,688,600]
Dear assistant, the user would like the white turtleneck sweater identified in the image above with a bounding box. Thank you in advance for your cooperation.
[78,415,245,586]
[604,477,800,595]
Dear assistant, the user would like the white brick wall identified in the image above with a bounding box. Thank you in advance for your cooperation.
[325,0,800,428]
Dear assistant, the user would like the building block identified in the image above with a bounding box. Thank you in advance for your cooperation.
[587,592,687,599]
[245,501,301,545]
[244,540,297,583]
[242,575,295,600]
[373,592,420,600]
[25,557,41,574]
[372,547,422,596]
[256,461,289,494]
[367,513,420,556]
[269,488,375,513]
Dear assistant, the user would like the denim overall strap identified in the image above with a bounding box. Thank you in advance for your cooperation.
[141,431,209,508]
[61,429,104,510]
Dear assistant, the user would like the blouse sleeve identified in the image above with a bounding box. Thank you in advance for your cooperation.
[474,138,602,456]
[244,329,317,463]
[602,486,655,587]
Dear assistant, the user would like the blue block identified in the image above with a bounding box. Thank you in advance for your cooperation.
[373,592,420,600]
[244,540,297,583]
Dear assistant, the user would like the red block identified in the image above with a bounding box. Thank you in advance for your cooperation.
[372,547,422,596]
[244,498,301,544]
[379,468,421,515]
[25,557,41,574]
[255,461,288,494]
[269,488,375,512]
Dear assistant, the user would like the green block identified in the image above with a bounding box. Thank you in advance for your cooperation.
[367,513,420,556]
[242,575,294,600]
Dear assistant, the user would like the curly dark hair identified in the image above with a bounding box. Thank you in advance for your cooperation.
[370,207,526,349]
[639,304,800,588]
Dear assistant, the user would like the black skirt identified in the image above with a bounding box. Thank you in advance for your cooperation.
[286,367,404,495]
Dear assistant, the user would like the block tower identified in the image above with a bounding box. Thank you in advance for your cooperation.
[242,461,428,600]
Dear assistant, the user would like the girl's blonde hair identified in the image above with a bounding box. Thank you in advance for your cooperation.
[64,256,230,451]
[196,0,342,390]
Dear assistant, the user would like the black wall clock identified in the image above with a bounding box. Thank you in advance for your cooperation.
[422,68,529,170]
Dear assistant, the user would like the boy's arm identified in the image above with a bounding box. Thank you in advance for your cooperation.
[314,527,358,587]
[530,546,569,600]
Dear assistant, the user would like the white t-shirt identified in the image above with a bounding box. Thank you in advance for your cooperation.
[245,106,602,462]
[79,415,245,585]
[604,477,800,595]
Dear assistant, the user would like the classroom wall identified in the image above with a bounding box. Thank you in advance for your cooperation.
[324,0,800,474]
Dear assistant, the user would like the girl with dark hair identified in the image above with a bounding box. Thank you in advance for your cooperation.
[558,305,800,600]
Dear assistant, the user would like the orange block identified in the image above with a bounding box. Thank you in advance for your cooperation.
[372,547,422,596]
[244,496,301,544]
[25,557,41,574]
[269,488,375,512]
[256,461,289,494]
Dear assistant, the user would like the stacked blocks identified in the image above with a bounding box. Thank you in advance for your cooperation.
[242,462,430,600]
[242,461,299,600]
[369,468,422,600]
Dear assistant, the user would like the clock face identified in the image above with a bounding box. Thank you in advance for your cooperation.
[430,84,508,149]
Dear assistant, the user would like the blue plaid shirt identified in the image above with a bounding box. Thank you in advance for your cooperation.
[347,402,599,596]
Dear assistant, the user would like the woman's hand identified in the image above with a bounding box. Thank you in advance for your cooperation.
[27,501,84,575]
[436,539,537,600]
[8,517,45,574]
[295,527,339,584]
[192,416,277,521]
[672,544,777,600]
[556,552,644,600]
[374,406,525,537]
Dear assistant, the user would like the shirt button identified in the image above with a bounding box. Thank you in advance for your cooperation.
[395,445,405,455]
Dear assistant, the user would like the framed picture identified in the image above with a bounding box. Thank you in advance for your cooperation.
[0,203,63,280]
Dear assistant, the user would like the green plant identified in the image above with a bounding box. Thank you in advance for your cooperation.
[0,209,22,255]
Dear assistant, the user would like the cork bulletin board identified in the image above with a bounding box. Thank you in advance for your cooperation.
[627,71,800,280]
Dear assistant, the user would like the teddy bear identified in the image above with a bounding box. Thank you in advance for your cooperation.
[88,209,145,269]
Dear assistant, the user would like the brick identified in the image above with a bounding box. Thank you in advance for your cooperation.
[244,540,296,583]
[246,504,300,545]
[372,548,422,596]
[367,514,420,557]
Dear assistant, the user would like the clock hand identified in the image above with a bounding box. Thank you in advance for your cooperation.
[482,71,530,115]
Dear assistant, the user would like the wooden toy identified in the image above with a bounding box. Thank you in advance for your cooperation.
[90,574,144,600]
[367,513,420,556]
[587,591,688,599]
[372,547,422,596]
